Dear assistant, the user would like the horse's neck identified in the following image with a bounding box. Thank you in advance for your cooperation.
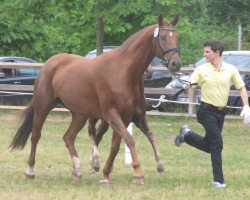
[118,26,155,81]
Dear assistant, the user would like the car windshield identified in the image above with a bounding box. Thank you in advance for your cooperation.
[151,57,164,67]
[222,55,250,69]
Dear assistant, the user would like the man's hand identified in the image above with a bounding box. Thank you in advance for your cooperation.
[241,105,250,124]
[240,105,250,117]
[182,83,189,89]
[182,83,190,94]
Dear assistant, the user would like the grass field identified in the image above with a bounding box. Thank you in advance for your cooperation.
[0,109,249,200]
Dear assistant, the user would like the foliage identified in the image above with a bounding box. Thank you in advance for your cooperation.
[205,0,250,26]
[0,0,249,65]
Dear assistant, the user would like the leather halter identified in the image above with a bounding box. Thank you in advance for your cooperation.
[156,27,180,68]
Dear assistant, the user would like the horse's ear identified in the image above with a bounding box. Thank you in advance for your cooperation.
[158,13,164,27]
[171,14,179,26]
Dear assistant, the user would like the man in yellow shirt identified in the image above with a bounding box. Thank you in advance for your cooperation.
[175,40,250,188]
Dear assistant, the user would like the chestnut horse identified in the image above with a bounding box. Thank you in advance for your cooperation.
[10,13,181,184]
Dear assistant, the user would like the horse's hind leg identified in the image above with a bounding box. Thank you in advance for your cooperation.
[95,120,109,146]
[88,117,100,173]
[88,118,110,173]
[133,114,164,173]
[63,113,87,182]
[25,101,54,179]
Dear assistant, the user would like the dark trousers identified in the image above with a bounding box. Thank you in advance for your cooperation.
[184,106,226,183]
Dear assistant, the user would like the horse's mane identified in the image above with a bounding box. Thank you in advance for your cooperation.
[119,24,157,49]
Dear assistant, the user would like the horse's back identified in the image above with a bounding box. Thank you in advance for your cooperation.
[35,53,104,115]
[42,52,117,76]
[40,53,98,85]
[43,53,91,71]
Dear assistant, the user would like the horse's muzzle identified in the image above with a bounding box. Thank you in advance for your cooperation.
[168,60,182,73]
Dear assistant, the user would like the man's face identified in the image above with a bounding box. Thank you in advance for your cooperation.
[203,46,219,63]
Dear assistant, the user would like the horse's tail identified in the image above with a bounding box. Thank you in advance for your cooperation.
[9,103,34,151]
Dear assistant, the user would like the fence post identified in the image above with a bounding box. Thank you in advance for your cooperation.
[188,87,196,116]
[124,123,132,164]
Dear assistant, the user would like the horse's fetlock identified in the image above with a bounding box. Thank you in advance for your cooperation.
[132,162,141,170]
[72,156,81,170]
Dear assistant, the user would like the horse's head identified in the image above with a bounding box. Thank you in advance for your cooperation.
[153,13,182,73]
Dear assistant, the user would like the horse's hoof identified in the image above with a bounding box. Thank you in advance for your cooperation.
[94,166,100,172]
[132,176,144,185]
[72,172,82,183]
[25,173,35,179]
[156,162,165,173]
[100,178,111,185]
[89,155,100,173]
[89,166,97,175]
[92,156,100,172]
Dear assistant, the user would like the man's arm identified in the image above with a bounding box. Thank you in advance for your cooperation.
[239,86,249,106]
[239,86,250,119]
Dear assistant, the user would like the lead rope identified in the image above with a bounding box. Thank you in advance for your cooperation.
[171,72,198,100]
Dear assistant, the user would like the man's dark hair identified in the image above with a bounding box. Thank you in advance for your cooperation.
[203,40,224,56]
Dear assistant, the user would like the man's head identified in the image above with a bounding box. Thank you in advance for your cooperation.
[203,40,224,56]
[203,40,224,64]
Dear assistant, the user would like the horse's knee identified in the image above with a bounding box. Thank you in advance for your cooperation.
[124,134,135,148]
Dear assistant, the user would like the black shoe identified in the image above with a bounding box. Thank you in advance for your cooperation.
[175,125,190,147]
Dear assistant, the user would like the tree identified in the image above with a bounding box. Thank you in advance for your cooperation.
[205,0,250,26]
[0,0,50,61]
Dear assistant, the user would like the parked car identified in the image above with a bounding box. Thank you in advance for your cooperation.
[165,51,250,109]
[84,47,173,111]
[0,56,39,105]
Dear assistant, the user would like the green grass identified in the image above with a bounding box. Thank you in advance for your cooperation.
[0,109,249,200]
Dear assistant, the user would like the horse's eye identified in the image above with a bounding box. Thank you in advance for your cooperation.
[160,35,166,40]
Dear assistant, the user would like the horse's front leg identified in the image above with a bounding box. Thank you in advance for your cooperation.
[100,131,121,184]
[63,113,87,183]
[104,110,144,185]
[133,114,164,173]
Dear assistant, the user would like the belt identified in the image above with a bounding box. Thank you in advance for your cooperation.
[200,101,225,112]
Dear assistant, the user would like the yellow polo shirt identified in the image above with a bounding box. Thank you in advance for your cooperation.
[190,62,245,107]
